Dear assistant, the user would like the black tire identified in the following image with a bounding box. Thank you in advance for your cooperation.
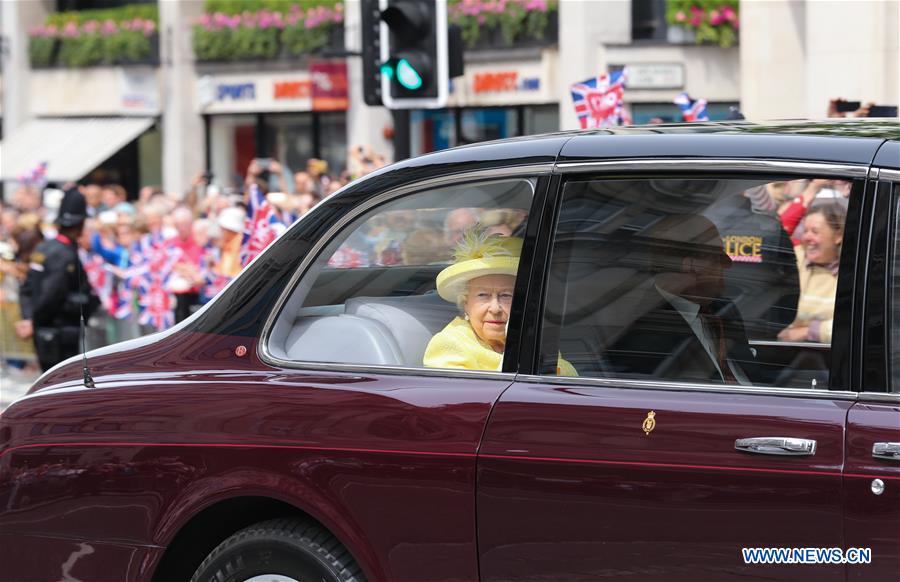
[190,518,366,582]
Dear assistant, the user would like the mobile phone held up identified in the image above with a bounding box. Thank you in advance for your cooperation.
[835,100,861,113]
[254,158,273,171]
[867,105,898,118]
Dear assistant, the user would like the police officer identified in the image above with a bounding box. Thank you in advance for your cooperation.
[16,188,95,371]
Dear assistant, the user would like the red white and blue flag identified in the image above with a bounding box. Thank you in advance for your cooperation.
[79,250,113,313]
[137,273,175,331]
[571,69,629,129]
[674,92,709,122]
[240,184,288,267]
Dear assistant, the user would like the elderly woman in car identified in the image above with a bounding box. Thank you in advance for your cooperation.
[424,229,576,375]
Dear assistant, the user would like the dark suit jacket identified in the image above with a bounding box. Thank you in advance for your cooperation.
[604,289,759,384]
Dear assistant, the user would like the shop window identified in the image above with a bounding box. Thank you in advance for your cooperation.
[632,0,668,41]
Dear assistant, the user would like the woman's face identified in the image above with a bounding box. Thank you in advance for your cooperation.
[802,212,842,265]
[464,274,515,351]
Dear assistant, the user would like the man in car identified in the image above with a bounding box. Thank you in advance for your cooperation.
[605,214,758,385]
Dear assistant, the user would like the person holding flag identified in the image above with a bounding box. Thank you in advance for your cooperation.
[674,92,710,122]
[570,69,630,129]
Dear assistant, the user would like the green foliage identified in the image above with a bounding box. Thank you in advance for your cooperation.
[281,20,332,56]
[193,27,238,62]
[665,0,739,48]
[236,26,281,59]
[58,33,106,67]
[28,36,56,68]
[104,29,154,63]
[46,3,158,27]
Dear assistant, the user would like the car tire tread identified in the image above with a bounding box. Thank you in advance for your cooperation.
[189,517,365,582]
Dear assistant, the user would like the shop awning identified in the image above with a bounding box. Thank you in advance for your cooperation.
[0,117,155,183]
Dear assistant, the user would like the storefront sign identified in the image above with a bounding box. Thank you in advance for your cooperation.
[31,68,162,116]
[217,82,256,101]
[447,56,557,107]
[119,69,159,112]
[473,71,541,94]
[199,71,317,113]
[310,61,349,111]
[274,80,312,99]
[624,63,685,90]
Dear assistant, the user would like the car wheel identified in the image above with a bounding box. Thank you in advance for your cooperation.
[190,518,366,582]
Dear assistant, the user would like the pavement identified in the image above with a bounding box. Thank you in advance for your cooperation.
[0,365,41,412]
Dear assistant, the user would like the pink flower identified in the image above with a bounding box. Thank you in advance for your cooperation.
[689,7,704,27]
[732,17,739,29]
[199,14,211,27]
[82,20,100,34]
[675,10,686,22]
[101,19,118,36]
[47,24,57,35]
[709,9,724,25]
[143,20,156,36]
[63,21,79,38]
[722,6,736,21]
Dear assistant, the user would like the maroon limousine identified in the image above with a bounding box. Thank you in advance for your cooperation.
[1,121,898,582]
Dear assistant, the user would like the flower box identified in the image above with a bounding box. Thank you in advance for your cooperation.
[28,17,160,69]
[665,0,739,48]
[193,4,344,64]
[450,0,558,51]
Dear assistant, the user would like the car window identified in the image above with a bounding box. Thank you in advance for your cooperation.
[268,177,535,370]
[539,176,858,389]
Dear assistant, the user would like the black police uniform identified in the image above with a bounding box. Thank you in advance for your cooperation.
[19,189,94,371]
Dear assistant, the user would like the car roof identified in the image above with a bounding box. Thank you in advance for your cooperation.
[378,119,898,176]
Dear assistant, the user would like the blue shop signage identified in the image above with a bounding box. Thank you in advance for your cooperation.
[217,82,256,101]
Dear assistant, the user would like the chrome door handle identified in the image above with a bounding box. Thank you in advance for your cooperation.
[873,442,900,461]
[735,437,817,456]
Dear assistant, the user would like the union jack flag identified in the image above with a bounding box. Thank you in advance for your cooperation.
[79,250,113,313]
[240,184,287,267]
[674,92,709,122]
[570,69,629,129]
[134,242,182,330]
[137,273,175,331]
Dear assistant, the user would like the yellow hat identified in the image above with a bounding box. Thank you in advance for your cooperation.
[436,230,522,302]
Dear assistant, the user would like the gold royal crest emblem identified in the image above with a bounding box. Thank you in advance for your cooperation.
[642,411,656,436]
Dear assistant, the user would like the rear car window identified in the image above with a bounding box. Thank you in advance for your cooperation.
[540,176,859,389]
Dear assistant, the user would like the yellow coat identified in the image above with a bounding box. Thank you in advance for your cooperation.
[423,317,577,376]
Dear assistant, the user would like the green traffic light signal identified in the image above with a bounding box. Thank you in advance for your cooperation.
[396,59,424,90]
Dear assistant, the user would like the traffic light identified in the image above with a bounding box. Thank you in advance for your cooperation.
[378,0,448,109]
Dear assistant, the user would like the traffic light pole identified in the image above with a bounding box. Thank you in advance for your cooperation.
[392,109,411,162]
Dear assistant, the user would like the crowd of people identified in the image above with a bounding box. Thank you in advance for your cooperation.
[0,148,389,372]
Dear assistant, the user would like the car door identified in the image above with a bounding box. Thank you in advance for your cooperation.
[843,165,900,581]
[260,169,551,582]
[477,163,868,581]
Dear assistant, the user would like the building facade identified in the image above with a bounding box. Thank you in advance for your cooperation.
[1,1,897,199]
